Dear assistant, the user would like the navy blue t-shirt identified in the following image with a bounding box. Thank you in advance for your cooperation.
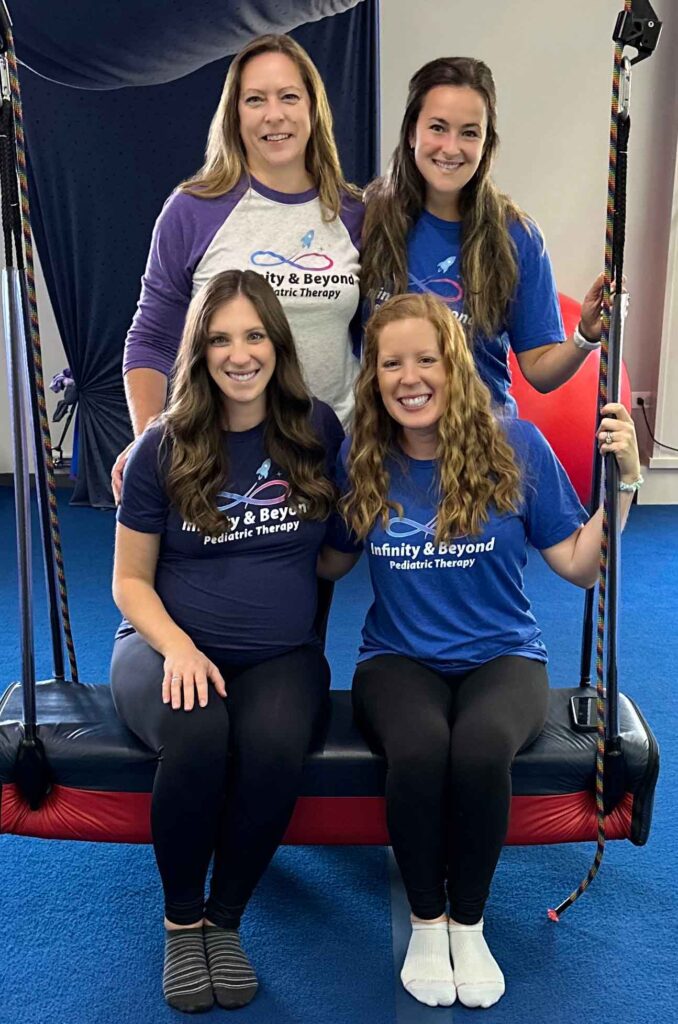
[334,420,587,674]
[406,212,564,411]
[117,401,345,658]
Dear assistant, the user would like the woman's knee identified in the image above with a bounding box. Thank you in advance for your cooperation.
[158,698,230,768]
[230,714,312,781]
[384,726,452,795]
[449,728,516,792]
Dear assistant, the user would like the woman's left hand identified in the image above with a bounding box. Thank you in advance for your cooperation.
[579,273,628,342]
[598,403,641,483]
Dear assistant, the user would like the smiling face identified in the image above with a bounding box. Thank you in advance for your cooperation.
[409,85,487,220]
[376,316,448,457]
[205,293,277,430]
[238,51,312,189]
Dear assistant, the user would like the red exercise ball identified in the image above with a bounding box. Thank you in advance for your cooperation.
[508,293,632,505]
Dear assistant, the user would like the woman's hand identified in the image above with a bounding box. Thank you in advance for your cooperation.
[162,642,228,711]
[597,402,641,483]
[579,273,628,342]
[579,272,604,341]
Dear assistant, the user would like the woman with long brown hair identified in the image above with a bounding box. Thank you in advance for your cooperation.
[113,32,362,498]
[111,270,346,1012]
[320,293,642,1009]
[361,57,605,412]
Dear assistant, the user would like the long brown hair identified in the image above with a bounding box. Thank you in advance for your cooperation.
[161,270,335,535]
[180,34,359,218]
[341,292,522,544]
[361,57,532,338]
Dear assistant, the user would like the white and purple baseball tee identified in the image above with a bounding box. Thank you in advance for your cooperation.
[124,176,364,427]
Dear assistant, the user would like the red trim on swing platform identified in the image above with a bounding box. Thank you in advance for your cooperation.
[0,783,634,846]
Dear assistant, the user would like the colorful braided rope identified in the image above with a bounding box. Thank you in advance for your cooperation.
[6,30,79,683]
[548,4,631,920]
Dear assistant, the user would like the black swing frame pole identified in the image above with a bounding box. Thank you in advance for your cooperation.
[578,0,661,694]
[550,1,661,918]
[0,4,66,685]
[0,4,53,805]
[2,264,37,738]
[604,64,632,747]
[0,7,39,736]
[578,470,603,687]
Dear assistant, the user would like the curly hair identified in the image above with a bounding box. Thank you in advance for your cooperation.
[361,57,534,339]
[180,34,359,219]
[160,269,335,536]
[341,292,522,543]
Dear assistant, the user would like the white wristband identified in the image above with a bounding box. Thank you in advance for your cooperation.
[619,475,644,493]
[573,322,601,352]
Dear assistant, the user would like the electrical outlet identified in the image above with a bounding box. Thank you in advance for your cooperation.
[631,391,654,408]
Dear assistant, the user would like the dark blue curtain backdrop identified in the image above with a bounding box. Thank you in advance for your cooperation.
[13,0,378,506]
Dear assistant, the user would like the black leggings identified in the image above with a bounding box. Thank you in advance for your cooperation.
[352,654,549,925]
[111,632,330,928]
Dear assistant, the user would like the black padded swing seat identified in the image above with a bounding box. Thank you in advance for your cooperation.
[0,679,658,846]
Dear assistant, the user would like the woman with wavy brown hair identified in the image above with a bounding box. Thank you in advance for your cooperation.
[113,32,363,499]
[110,269,346,1013]
[320,292,642,1010]
[361,57,605,412]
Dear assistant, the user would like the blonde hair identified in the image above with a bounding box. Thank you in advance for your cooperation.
[180,34,359,219]
[361,57,532,338]
[342,292,522,544]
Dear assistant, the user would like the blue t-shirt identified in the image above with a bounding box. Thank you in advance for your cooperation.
[406,212,564,411]
[117,401,345,659]
[336,420,586,674]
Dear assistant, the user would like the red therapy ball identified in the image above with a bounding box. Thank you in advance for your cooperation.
[508,293,632,505]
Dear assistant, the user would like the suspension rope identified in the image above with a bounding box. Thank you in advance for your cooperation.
[4,28,79,682]
[548,3,630,920]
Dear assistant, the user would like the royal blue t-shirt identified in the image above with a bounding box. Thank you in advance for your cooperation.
[117,401,345,659]
[335,420,586,674]
[406,212,564,411]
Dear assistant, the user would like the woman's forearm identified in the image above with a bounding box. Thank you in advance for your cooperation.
[124,367,168,437]
[113,577,194,655]
[518,336,590,393]
[565,493,635,587]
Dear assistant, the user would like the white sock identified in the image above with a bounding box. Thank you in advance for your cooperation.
[448,918,505,1009]
[400,922,456,1007]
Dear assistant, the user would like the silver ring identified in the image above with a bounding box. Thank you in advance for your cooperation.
[605,431,613,446]
[171,675,182,682]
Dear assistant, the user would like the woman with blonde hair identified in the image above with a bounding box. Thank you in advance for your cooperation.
[113,33,363,498]
[111,269,347,1012]
[320,292,642,1010]
[361,57,606,412]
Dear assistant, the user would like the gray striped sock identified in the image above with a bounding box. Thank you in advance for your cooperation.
[163,927,214,1014]
[204,925,259,1009]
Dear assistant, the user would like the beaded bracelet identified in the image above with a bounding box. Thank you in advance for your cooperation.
[619,475,644,492]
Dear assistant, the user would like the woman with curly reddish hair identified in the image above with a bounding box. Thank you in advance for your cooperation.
[319,292,642,1010]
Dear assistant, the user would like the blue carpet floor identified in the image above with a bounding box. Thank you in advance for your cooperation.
[0,488,676,1024]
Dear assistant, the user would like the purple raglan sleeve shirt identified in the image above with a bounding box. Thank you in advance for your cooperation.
[122,187,245,377]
